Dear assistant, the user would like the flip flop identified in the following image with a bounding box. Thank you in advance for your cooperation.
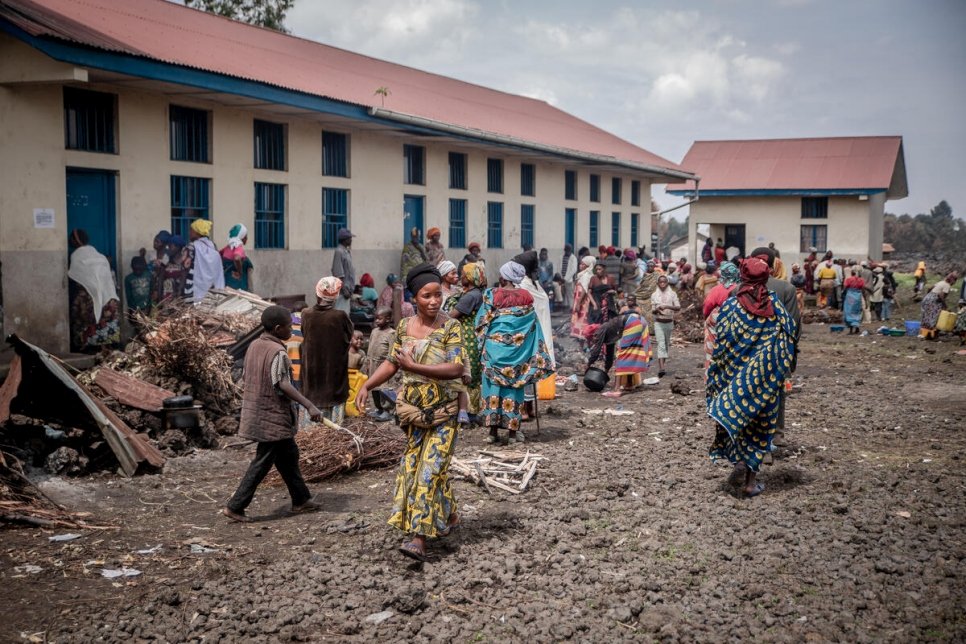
[438,522,461,538]
[745,482,765,498]
[398,541,426,562]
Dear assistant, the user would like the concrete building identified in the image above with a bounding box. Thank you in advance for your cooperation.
[666,136,907,265]
[0,0,694,354]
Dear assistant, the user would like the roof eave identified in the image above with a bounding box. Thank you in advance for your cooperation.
[665,188,890,197]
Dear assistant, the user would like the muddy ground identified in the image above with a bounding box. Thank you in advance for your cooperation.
[1,318,965,643]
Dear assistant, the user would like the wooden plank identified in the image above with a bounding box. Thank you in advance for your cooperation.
[0,355,22,423]
[94,367,176,413]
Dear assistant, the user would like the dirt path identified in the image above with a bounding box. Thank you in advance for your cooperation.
[2,325,964,642]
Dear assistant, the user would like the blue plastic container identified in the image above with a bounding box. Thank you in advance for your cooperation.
[904,320,920,336]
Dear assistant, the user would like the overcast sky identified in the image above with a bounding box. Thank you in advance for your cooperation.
[287,0,966,219]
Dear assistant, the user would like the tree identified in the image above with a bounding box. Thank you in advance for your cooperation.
[884,200,966,253]
[184,0,294,32]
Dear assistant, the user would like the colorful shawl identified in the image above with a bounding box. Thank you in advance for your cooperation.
[707,293,795,472]
[615,313,651,375]
[475,288,553,389]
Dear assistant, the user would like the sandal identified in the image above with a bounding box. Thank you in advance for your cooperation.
[398,541,426,562]
[222,507,253,523]
[438,521,461,538]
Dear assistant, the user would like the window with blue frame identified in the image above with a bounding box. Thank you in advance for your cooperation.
[322,188,349,248]
[631,180,641,207]
[630,213,639,248]
[800,224,827,253]
[64,87,116,153]
[589,174,600,202]
[487,201,504,248]
[801,197,828,218]
[254,183,285,249]
[170,176,210,239]
[589,210,599,247]
[521,163,535,197]
[611,212,621,246]
[403,144,425,185]
[449,199,467,249]
[487,158,503,193]
[253,119,286,170]
[565,208,576,247]
[565,170,577,200]
[612,177,622,204]
[521,204,535,248]
[169,105,209,163]
[449,152,467,190]
[322,132,348,177]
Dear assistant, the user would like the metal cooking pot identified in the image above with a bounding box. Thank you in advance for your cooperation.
[583,367,609,392]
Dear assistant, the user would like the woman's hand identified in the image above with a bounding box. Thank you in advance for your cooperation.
[354,384,369,415]
[396,346,417,371]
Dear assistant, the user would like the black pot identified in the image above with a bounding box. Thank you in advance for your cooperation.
[583,367,609,392]
[163,395,195,409]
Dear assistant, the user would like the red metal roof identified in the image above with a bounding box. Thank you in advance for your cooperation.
[666,136,907,197]
[2,0,685,175]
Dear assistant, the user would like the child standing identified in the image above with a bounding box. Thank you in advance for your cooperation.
[346,330,368,417]
[223,306,322,522]
[124,255,153,324]
[365,307,395,376]
[348,330,366,371]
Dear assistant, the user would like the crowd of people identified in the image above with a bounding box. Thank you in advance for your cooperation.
[63,221,965,560]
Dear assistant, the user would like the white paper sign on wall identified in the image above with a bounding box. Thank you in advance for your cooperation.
[33,208,55,229]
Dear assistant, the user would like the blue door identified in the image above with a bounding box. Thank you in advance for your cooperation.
[67,169,117,269]
[403,195,424,243]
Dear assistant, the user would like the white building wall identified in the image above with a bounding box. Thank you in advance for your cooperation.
[0,34,658,352]
[688,195,881,265]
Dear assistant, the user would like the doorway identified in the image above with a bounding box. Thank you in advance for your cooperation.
[724,224,746,258]
[403,195,424,243]
[66,169,117,269]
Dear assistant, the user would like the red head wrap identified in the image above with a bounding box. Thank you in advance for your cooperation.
[735,256,774,317]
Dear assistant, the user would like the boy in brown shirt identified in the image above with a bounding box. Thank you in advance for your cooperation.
[222,306,323,522]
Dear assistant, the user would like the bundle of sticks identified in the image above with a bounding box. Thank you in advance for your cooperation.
[134,309,240,415]
[267,420,406,485]
[451,450,544,494]
[0,450,100,528]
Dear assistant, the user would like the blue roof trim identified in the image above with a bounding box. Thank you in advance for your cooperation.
[666,188,888,197]
[1,18,658,165]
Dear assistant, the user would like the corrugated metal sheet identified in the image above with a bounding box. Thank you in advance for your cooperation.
[93,367,175,413]
[667,136,906,196]
[0,0,683,173]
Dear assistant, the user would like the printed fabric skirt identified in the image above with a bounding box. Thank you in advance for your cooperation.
[459,316,484,414]
[388,420,458,538]
[481,383,525,431]
[920,292,943,329]
[703,307,721,382]
[69,281,120,353]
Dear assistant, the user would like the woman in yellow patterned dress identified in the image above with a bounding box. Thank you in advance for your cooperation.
[355,263,465,561]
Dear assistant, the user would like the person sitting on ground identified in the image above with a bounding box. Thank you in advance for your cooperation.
[359,273,379,307]
[300,276,354,424]
[223,305,323,522]
[366,307,395,376]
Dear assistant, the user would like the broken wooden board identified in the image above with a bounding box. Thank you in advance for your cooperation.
[452,450,545,494]
[93,367,176,413]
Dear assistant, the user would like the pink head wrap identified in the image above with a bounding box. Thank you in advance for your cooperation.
[315,276,343,304]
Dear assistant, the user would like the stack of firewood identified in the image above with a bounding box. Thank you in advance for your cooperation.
[451,450,544,494]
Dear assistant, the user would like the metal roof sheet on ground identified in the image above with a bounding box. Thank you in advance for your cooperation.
[666,136,907,197]
[0,0,686,176]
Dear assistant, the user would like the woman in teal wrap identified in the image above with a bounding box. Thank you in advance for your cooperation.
[475,261,554,444]
[707,255,796,497]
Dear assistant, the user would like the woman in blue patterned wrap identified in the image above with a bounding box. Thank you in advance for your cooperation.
[706,255,796,497]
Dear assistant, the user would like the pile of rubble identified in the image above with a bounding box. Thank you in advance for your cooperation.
[0,289,276,482]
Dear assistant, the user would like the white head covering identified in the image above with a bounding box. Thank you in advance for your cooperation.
[68,245,119,323]
[227,223,248,249]
[576,256,597,291]
[499,261,526,285]
[436,260,457,277]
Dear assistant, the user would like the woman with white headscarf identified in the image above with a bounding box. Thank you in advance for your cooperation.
[474,261,553,444]
[437,259,461,313]
[221,223,254,291]
[300,276,354,425]
[68,228,120,352]
[570,255,597,344]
